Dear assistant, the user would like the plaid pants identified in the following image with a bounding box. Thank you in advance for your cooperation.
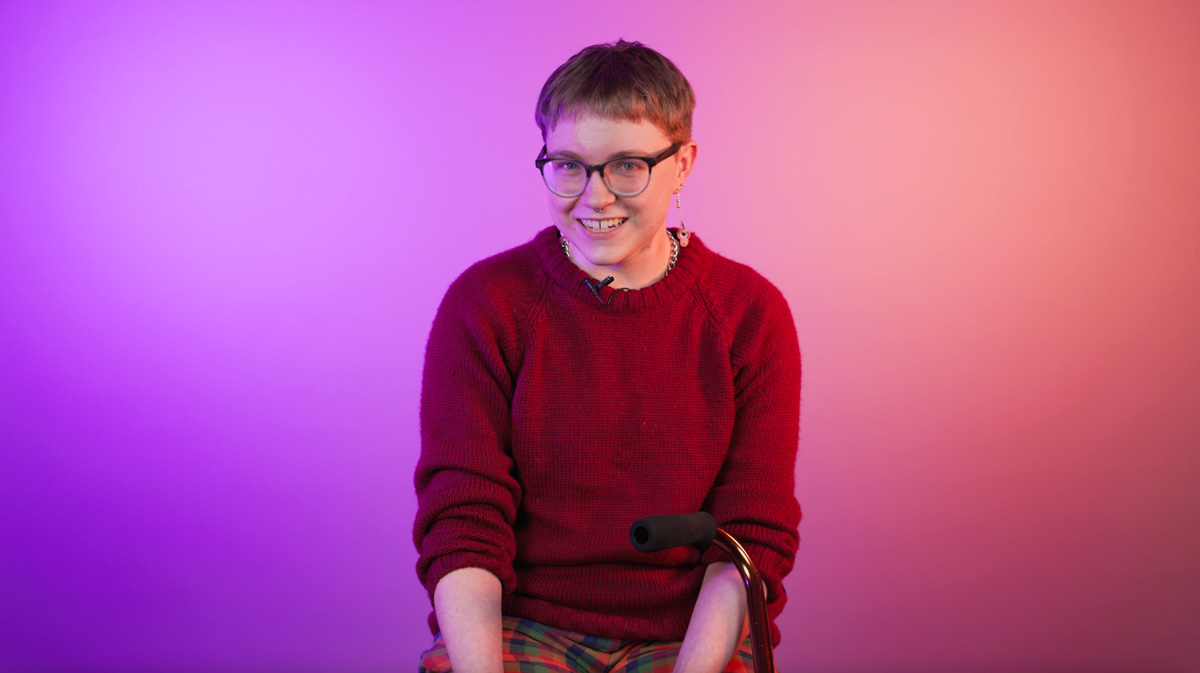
[419,615,755,672]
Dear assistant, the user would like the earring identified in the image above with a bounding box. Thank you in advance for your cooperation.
[675,185,690,247]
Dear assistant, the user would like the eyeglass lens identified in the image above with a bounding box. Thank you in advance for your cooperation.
[543,158,651,197]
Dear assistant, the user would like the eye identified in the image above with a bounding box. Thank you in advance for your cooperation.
[552,160,582,172]
[611,160,647,175]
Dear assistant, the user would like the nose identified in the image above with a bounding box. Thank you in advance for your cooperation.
[579,167,617,210]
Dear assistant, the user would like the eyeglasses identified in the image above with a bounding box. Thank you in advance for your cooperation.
[535,143,682,198]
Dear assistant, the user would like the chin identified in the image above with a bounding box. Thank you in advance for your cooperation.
[587,242,638,266]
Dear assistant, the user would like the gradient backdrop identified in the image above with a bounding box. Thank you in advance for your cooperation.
[2,1,1198,671]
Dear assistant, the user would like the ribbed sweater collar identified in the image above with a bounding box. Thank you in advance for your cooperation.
[534,226,709,313]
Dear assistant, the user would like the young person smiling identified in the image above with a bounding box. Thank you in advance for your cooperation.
[415,40,801,673]
[544,113,693,290]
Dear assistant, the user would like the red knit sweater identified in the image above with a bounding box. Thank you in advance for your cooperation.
[414,227,801,645]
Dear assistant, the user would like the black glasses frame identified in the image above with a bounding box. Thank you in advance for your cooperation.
[534,142,683,197]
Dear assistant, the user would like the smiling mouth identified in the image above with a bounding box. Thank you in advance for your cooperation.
[578,217,626,232]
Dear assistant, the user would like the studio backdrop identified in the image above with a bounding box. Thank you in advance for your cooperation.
[2,1,1198,671]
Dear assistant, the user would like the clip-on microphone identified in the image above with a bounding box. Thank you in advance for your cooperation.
[584,276,615,303]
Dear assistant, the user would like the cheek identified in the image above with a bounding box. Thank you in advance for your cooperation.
[548,195,572,218]
[637,191,672,221]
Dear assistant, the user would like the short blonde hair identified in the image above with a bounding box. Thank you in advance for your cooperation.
[535,40,696,144]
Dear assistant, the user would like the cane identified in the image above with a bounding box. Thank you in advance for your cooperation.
[629,512,776,673]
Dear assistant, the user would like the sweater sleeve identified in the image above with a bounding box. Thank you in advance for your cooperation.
[413,271,523,606]
[700,281,802,647]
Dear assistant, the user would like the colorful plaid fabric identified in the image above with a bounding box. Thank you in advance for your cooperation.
[419,616,754,672]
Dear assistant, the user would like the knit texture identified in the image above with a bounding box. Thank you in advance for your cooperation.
[414,226,801,646]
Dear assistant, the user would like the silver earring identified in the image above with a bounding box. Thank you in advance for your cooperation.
[675,186,690,247]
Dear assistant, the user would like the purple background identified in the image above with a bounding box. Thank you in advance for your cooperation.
[3,1,1199,671]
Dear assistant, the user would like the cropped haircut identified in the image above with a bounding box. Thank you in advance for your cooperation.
[535,40,696,144]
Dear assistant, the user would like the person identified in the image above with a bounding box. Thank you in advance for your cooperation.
[414,39,801,673]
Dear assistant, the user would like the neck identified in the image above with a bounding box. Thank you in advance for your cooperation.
[568,228,676,290]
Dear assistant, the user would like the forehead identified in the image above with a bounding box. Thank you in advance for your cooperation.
[545,113,671,158]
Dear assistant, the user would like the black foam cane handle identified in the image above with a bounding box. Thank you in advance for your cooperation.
[629,512,717,553]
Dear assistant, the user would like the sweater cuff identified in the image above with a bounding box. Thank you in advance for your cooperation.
[700,539,792,593]
[422,551,516,603]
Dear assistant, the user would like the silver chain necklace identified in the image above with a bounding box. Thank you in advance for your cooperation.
[559,230,679,280]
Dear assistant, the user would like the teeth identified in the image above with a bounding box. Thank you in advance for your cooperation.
[579,218,625,232]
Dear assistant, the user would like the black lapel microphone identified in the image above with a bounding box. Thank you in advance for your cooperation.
[584,276,615,304]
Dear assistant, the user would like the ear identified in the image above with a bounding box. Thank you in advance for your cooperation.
[674,140,698,189]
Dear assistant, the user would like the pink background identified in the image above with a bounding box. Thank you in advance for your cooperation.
[2,1,1198,671]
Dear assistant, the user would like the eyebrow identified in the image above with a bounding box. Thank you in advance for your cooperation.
[547,148,654,161]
